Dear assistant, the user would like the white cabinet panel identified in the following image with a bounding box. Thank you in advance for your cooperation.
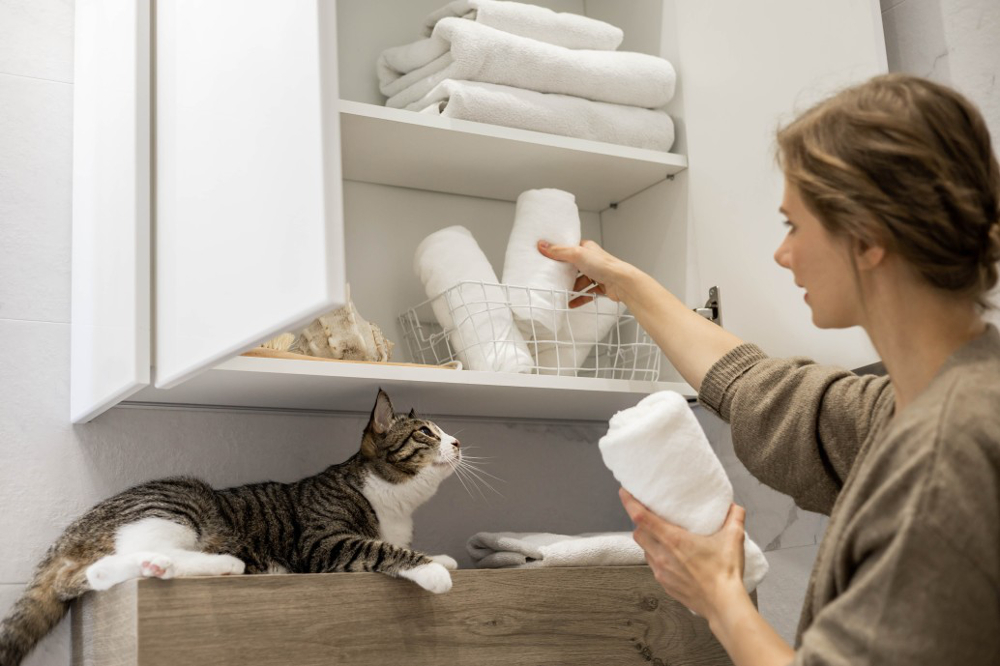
[676,0,886,367]
[70,0,151,423]
[155,0,346,389]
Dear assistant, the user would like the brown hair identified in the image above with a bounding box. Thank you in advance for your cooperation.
[777,73,1000,307]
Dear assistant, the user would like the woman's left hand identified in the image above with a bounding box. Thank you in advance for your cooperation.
[620,488,749,620]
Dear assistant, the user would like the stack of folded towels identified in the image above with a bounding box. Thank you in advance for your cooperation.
[415,187,623,374]
[378,0,677,152]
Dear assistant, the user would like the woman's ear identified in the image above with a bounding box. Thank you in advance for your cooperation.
[853,236,887,271]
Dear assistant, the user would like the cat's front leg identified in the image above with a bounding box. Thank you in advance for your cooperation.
[305,535,453,594]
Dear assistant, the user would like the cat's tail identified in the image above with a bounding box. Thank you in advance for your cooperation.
[0,551,90,666]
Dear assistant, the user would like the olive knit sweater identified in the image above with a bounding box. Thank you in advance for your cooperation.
[698,325,1000,665]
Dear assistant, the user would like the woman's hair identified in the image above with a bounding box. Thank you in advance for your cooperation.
[777,73,1000,307]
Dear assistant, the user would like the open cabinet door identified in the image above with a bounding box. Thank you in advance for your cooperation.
[71,0,151,423]
[677,0,887,367]
[155,0,345,389]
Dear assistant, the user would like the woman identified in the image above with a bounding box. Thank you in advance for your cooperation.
[539,73,1000,665]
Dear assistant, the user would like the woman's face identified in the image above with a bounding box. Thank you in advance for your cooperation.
[774,182,860,329]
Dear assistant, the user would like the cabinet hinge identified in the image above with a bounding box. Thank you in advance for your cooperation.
[694,286,722,326]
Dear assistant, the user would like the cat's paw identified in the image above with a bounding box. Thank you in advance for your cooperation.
[398,562,453,594]
[213,554,246,576]
[139,554,175,580]
[427,554,458,571]
[85,557,122,591]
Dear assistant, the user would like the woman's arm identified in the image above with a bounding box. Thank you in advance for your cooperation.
[621,490,794,666]
[538,240,744,391]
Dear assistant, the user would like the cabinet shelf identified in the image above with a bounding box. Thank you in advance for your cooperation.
[72,567,732,666]
[126,356,692,421]
[339,100,688,213]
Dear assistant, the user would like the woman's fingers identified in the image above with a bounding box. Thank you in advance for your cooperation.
[537,239,576,262]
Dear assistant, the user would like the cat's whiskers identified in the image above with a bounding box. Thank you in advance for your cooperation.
[449,458,490,501]
[454,458,504,498]
[447,458,479,500]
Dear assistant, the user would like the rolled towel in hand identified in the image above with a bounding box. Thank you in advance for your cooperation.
[599,391,769,592]
[502,189,581,340]
[423,0,624,51]
[414,225,533,373]
[534,297,625,375]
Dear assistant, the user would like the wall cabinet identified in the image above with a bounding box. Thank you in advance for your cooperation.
[71,0,886,423]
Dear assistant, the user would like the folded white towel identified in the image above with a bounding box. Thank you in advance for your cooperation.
[467,531,645,569]
[599,391,769,592]
[414,226,533,373]
[377,36,450,87]
[410,80,676,152]
[501,189,581,340]
[533,297,626,375]
[423,0,624,51]
[383,19,676,110]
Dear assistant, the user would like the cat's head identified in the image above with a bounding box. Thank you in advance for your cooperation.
[359,389,460,484]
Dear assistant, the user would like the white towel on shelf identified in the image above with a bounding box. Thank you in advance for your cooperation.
[599,391,769,592]
[467,531,645,569]
[382,19,676,111]
[414,225,533,374]
[377,36,450,88]
[378,0,623,86]
[423,0,624,51]
[533,297,625,375]
[410,80,676,152]
[502,189,581,340]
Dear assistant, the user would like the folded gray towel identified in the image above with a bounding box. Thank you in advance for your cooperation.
[467,531,645,569]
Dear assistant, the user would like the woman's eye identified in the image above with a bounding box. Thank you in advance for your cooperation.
[782,219,795,232]
[419,426,434,437]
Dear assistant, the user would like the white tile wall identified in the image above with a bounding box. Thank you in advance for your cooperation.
[1,1,997,664]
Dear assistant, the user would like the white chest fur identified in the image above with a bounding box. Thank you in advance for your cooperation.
[360,469,441,548]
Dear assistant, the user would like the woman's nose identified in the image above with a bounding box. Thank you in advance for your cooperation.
[774,239,791,270]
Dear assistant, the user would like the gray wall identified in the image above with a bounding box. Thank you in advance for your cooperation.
[0,1,997,664]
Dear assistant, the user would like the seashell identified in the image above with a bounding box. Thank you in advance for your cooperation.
[259,332,297,352]
[296,285,394,362]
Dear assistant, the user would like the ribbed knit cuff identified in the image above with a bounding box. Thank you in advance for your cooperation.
[698,343,768,420]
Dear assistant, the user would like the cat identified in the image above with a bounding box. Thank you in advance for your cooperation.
[0,389,460,666]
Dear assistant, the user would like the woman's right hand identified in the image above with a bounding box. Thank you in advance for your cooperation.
[537,239,635,307]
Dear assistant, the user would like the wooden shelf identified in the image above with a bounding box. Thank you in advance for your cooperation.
[126,356,692,420]
[339,100,688,213]
[73,566,732,666]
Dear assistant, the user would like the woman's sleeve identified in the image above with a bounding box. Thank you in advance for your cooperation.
[698,344,892,515]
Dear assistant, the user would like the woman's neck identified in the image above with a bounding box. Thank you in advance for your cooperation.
[862,277,985,413]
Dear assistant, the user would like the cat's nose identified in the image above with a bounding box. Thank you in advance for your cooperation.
[452,438,461,449]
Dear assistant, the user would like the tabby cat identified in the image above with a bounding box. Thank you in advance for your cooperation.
[0,389,460,666]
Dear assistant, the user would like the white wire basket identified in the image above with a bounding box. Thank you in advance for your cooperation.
[398,281,661,381]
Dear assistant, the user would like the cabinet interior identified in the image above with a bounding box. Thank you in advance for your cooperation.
[334,0,689,380]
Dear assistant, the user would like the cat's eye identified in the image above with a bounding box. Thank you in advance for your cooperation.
[418,426,434,437]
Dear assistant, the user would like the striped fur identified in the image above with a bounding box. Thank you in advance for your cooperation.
[0,390,459,666]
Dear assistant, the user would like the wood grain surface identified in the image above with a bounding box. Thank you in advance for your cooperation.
[72,566,735,666]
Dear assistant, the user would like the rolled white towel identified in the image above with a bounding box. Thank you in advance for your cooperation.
[599,391,769,592]
[410,80,676,152]
[533,297,626,376]
[423,0,624,51]
[467,531,645,569]
[383,19,676,111]
[502,189,581,340]
[414,226,533,373]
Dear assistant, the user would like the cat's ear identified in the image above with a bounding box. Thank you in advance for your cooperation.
[368,389,395,436]
[408,408,418,420]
